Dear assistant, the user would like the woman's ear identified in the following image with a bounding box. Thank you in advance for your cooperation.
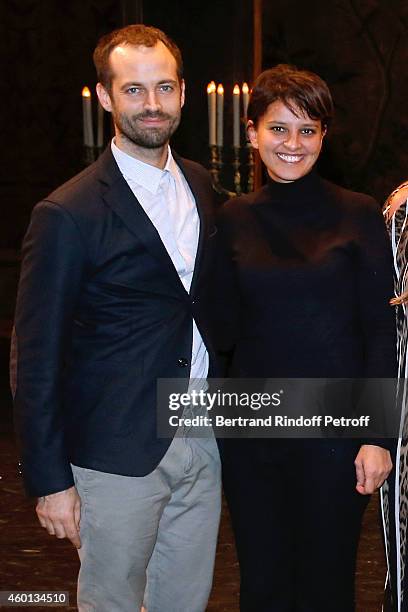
[247,120,259,149]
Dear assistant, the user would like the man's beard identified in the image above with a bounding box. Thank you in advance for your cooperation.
[113,109,181,149]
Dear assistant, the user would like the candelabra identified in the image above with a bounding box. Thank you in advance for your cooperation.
[82,85,105,166]
[207,80,254,197]
[209,142,255,198]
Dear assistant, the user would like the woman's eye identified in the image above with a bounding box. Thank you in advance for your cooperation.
[271,126,285,132]
[301,128,316,135]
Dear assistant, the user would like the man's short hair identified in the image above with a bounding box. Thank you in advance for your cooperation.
[248,64,334,129]
[93,24,183,91]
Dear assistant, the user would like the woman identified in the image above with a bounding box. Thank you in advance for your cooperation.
[383,181,408,611]
[216,64,397,611]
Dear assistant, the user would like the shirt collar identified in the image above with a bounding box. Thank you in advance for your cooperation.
[111,139,178,195]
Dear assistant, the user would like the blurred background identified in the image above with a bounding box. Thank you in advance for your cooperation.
[1,1,407,608]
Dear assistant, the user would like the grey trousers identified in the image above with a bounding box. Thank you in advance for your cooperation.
[71,431,221,612]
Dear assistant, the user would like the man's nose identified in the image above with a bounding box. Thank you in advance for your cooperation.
[144,89,161,111]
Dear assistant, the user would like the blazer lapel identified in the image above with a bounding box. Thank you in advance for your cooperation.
[96,147,186,292]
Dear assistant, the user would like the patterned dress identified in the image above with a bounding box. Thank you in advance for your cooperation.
[383,181,408,612]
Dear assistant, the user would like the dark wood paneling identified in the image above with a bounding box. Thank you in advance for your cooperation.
[261,0,408,202]
[1,0,121,248]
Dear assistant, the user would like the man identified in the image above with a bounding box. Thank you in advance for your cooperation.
[11,24,221,612]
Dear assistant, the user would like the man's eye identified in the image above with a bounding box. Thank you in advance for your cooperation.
[159,85,173,92]
[127,87,141,94]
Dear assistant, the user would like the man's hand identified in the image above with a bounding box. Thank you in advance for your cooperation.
[36,486,81,548]
[354,445,392,495]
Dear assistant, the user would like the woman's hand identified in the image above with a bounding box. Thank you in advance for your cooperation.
[354,445,393,495]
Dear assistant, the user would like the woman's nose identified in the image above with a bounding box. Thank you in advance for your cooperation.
[284,131,301,150]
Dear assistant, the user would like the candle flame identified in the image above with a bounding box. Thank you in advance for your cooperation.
[207,81,216,94]
[242,82,249,94]
[82,86,91,98]
[233,84,240,95]
[217,84,224,95]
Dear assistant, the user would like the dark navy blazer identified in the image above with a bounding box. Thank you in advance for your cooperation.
[12,147,218,497]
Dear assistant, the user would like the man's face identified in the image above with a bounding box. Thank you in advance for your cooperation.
[97,41,184,153]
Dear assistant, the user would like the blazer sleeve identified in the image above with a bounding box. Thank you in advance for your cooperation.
[208,204,242,357]
[12,200,86,497]
[356,197,397,377]
[356,197,398,449]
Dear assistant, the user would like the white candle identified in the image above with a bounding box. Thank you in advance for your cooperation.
[216,83,224,147]
[233,84,240,147]
[82,86,94,147]
[97,100,104,148]
[207,81,216,146]
[242,82,249,121]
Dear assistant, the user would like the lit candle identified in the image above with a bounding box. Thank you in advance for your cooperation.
[216,83,224,147]
[242,82,249,121]
[207,81,216,146]
[233,84,240,147]
[82,86,94,147]
[97,100,104,148]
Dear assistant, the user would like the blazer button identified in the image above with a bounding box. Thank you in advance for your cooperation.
[178,358,189,367]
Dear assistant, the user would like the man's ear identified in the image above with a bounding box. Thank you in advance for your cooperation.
[247,120,259,149]
[180,79,185,108]
[96,83,113,113]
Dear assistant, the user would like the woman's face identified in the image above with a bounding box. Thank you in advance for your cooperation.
[248,99,326,183]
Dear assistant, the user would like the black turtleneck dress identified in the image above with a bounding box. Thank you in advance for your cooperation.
[215,171,397,612]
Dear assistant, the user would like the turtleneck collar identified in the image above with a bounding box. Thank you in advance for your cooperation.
[265,169,323,201]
